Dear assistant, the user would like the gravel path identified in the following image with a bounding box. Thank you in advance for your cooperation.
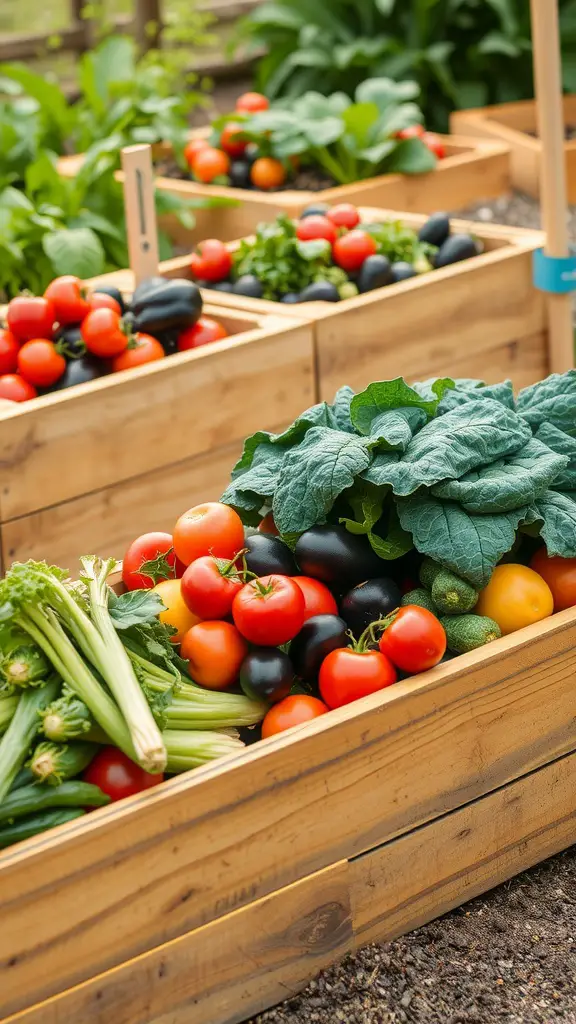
[244,189,576,1024]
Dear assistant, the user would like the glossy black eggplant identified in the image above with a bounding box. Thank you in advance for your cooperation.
[55,324,85,360]
[131,277,202,334]
[357,254,393,293]
[91,284,126,314]
[418,212,450,247]
[295,526,384,588]
[298,281,340,302]
[48,355,109,391]
[340,577,401,636]
[230,159,252,189]
[300,203,331,218]
[280,292,302,304]
[390,261,417,283]
[240,649,294,703]
[289,614,348,682]
[244,534,297,577]
[434,233,478,268]
[210,280,236,293]
[233,274,264,298]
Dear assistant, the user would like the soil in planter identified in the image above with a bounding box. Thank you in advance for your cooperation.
[526,126,576,141]
[155,158,335,192]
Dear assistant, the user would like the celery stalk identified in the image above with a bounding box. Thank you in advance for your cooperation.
[0,694,18,737]
[80,557,166,773]
[163,729,245,773]
[0,677,61,801]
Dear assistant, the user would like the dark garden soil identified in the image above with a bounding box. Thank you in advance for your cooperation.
[247,847,576,1024]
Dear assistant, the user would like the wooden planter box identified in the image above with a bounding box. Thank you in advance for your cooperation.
[91,208,548,400]
[451,97,576,201]
[58,135,511,244]
[2,606,576,1024]
[0,308,314,572]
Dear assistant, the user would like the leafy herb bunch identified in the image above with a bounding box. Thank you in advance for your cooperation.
[222,372,576,588]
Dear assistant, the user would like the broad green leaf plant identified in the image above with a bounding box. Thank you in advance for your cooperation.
[216,79,435,185]
[222,372,576,588]
[234,0,576,131]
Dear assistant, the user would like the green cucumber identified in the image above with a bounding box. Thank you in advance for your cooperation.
[418,558,443,591]
[431,569,478,615]
[0,677,61,802]
[0,808,85,849]
[400,588,438,614]
[28,740,98,785]
[0,781,109,825]
[441,614,502,654]
[9,766,36,791]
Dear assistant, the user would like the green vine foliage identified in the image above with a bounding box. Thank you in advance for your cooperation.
[234,0,576,131]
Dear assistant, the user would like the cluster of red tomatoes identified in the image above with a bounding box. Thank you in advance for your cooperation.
[183,91,289,191]
[122,503,448,739]
[0,276,228,404]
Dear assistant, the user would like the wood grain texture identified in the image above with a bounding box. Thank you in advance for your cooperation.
[1,438,243,571]
[5,863,353,1024]
[0,607,575,1016]
[351,749,576,946]
[451,97,576,201]
[0,316,314,520]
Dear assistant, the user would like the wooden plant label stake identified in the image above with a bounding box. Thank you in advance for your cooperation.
[121,144,159,286]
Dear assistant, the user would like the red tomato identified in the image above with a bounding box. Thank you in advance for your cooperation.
[122,532,181,590]
[0,329,20,375]
[378,605,446,673]
[319,648,396,709]
[396,124,425,139]
[233,574,305,646]
[173,501,245,566]
[81,308,128,358]
[193,147,230,183]
[6,296,55,342]
[181,554,244,619]
[261,694,328,738]
[530,548,576,612]
[184,137,210,169]
[44,275,89,325]
[292,576,338,620]
[190,240,233,283]
[333,230,377,272]
[88,291,122,315]
[178,317,228,350]
[83,747,163,800]
[220,121,248,157]
[236,91,269,113]
[112,334,164,372]
[180,620,248,690]
[296,215,338,245]
[0,374,37,402]
[258,511,279,535]
[326,204,361,230]
[422,132,445,158]
[17,339,66,387]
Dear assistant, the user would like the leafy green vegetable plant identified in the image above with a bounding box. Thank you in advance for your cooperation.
[232,214,341,299]
[222,371,576,588]
[224,79,435,185]
[235,0,576,131]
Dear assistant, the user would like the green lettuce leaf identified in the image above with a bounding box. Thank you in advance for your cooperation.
[230,401,339,478]
[350,377,451,435]
[535,422,576,490]
[364,400,532,497]
[517,370,576,436]
[431,438,568,513]
[437,379,515,413]
[329,386,356,433]
[272,427,374,534]
[531,490,576,557]
[397,495,528,587]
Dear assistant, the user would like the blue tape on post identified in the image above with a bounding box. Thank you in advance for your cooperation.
[533,247,576,294]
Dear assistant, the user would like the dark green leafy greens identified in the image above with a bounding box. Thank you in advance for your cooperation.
[222,371,576,587]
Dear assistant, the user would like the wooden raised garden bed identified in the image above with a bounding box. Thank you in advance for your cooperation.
[2,604,576,1023]
[91,209,548,400]
[451,96,576,201]
[0,307,314,572]
[58,135,511,243]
